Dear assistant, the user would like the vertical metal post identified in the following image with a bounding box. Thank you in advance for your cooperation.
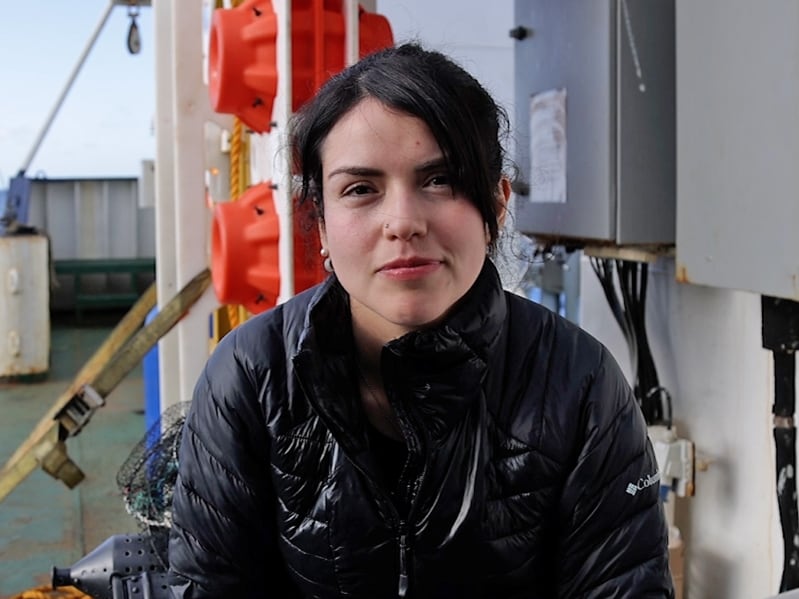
[344,0,359,66]
[153,0,180,412]
[275,0,295,303]
[171,0,216,404]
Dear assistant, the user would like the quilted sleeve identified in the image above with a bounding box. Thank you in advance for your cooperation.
[167,329,292,598]
[556,347,675,598]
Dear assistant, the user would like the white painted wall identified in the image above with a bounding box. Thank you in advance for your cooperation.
[376,1,516,141]
[581,256,784,599]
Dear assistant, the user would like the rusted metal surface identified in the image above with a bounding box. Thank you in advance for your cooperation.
[583,244,675,264]
[675,263,691,284]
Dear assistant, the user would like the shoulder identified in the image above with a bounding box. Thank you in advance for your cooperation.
[210,283,323,369]
[192,282,324,414]
[500,292,631,446]
[504,291,609,383]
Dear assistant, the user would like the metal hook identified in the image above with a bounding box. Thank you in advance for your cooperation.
[127,1,141,54]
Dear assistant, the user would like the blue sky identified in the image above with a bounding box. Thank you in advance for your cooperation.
[0,1,155,184]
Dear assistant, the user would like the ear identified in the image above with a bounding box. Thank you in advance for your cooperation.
[485,178,512,245]
[497,177,511,227]
[318,219,328,249]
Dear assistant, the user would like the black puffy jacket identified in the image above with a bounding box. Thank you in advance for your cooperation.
[169,260,674,598]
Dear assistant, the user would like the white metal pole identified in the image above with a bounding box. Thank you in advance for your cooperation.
[275,0,295,303]
[153,0,181,411]
[171,0,216,405]
[344,0,359,66]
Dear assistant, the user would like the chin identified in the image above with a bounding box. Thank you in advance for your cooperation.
[388,305,448,331]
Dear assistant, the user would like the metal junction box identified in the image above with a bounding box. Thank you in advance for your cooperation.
[675,0,799,301]
[512,0,675,246]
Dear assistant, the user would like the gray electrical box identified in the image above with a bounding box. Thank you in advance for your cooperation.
[675,0,799,301]
[512,0,675,246]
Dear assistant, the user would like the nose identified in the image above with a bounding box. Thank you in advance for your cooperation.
[382,186,427,241]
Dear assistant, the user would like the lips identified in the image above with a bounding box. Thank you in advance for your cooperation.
[380,257,440,270]
[378,257,442,280]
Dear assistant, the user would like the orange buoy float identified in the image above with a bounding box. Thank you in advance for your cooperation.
[207,0,278,133]
[211,184,325,314]
[208,0,393,124]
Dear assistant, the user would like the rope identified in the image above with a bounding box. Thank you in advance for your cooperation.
[9,585,91,599]
[225,117,245,330]
[229,117,242,200]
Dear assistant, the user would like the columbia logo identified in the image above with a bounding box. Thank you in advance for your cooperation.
[625,471,661,496]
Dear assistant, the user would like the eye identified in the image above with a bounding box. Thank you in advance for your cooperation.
[430,175,449,186]
[424,173,453,191]
[343,183,375,196]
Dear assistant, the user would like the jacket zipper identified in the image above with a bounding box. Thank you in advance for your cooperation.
[295,368,426,597]
[392,398,430,599]
[326,439,417,598]
[398,525,409,597]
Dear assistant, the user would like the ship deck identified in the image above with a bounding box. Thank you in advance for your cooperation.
[0,311,146,597]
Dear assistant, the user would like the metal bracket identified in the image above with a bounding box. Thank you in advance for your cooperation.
[56,384,106,437]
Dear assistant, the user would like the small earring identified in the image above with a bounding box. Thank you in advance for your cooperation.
[320,247,334,273]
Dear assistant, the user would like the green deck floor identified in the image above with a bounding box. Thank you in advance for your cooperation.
[0,313,149,597]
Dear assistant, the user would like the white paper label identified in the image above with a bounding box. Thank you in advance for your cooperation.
[529,88,567,203]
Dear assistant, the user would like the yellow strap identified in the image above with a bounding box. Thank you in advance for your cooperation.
[9,584,91,599]
[0,270,211,503]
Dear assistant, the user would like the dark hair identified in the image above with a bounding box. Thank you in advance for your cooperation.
[289,42,510,247]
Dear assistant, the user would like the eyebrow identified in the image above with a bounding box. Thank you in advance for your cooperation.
[326,157,448,181]
[327,166,382,180]
[415,158,448,174]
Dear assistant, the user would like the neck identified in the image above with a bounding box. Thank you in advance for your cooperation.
[349,309,405,440]
[356,360,402,440]
[349,304,399,373]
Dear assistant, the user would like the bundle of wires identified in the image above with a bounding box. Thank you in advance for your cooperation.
[589,257,672,427]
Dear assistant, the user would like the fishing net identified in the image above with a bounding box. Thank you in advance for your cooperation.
[115,401,190,567]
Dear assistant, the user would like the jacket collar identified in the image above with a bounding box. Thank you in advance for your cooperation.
[384,258,506,364]
[293,259,507,449]
[298,258,506,360]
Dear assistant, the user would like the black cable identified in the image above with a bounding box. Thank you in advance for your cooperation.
[646,386,673,429]
[762,295,799,591]
[592,258,670,426]
[590,258,632,347]
[616,261,639,370]
[774,351,799,592]
[631,263,662,423]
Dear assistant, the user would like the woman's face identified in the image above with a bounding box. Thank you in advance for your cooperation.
[319,97,495,342]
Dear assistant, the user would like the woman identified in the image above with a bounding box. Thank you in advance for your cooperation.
[168,43,674,598]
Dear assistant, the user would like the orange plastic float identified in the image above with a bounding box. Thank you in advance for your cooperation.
[207,0,278,133]
[358,6,394,60]
[208,0,393,120]
[211,183,325,314]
